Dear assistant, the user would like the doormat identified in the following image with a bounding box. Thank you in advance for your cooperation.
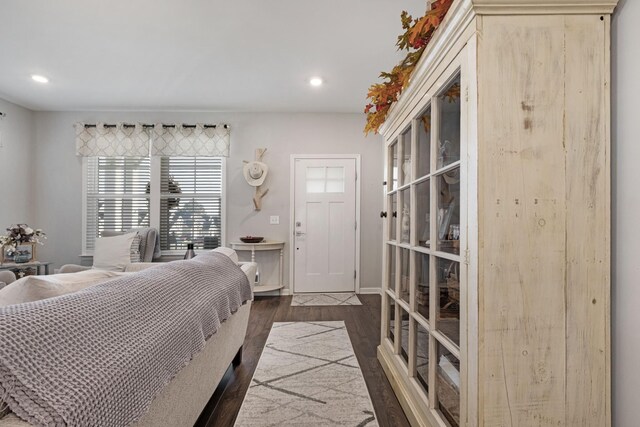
[234,321,378,426]
[290,293,362,306]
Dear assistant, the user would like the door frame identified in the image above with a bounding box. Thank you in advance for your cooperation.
[289,154,362,294]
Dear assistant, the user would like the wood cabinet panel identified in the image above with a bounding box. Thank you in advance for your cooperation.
[564,15,610,427]
[477,15,568,426]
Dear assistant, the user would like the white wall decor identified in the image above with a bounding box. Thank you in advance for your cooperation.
[243,148,269,211]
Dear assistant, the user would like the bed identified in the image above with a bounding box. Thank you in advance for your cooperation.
[0,249,256,427]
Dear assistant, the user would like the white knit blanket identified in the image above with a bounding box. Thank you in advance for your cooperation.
[0,252,252,427]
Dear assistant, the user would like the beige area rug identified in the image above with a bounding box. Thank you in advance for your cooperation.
[234,321,378,426]
[290,293,362,306]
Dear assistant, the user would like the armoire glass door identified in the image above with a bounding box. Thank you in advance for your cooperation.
[383,71,464,427]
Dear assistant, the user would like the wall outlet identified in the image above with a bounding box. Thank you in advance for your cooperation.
[270,215,280,225]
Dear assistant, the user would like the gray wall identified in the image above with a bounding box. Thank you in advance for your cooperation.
[612,2,640,425]
[31,111,384,291]
[0,99,34,228]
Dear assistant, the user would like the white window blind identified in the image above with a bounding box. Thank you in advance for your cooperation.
[85,157,151,252]
[160,157,223,251]
[84,156,224,254]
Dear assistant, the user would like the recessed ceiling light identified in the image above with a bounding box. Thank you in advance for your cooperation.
[31,75,49,84]
[309,77,323,87]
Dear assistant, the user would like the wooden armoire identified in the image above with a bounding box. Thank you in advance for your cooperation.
[377,1,618,426]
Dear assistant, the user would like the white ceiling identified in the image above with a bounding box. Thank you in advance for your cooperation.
[0,0,425,113]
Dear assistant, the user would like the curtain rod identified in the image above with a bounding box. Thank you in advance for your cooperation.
[83,123,228,129]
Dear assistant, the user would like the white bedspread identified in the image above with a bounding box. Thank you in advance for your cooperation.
[0,270,125,308]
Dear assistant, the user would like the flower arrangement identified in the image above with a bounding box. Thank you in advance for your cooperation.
[0,224,46,255]
[364,0,455,135]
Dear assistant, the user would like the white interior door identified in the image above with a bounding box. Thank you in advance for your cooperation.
[293,158,357,293]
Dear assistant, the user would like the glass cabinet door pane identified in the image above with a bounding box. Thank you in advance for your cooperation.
[416,179,431,248]
[399,248,410,304]
[437,258,460,346]
[417,107,432,179]
[416,322,430,395]
[388,245,397,294]
[387,295,396,343]
[437,76,461,169]
[416,252,430,321]
[436,342,460,426]
[401,128,412,186]
[390,142,399,191]
[436,170,460,255]
[400,307,410,366]
[400,189,410,244]
[390,193,397,241]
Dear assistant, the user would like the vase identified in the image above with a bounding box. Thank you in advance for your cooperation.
[183,243,196,260]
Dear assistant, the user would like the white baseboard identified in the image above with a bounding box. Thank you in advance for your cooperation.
[253,288,291,297]
[358,287,382,295]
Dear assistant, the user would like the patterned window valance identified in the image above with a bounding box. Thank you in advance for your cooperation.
[75,122,231,157]
[151,124,230,157]
[75,123,150,157]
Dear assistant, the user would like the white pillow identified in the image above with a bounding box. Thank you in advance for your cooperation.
[130,234,142,263]
[93,232,139,271]
[211,247,239,264]
[103,231,142,262]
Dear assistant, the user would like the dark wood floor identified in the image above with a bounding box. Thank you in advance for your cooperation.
[196,294,410,427]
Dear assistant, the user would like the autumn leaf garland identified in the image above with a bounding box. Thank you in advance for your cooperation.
[364,0,455,135]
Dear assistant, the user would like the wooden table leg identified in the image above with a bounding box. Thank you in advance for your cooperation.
[279,248,284,288]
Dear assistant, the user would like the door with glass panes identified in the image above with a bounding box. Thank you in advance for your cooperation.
[381,72,466,427]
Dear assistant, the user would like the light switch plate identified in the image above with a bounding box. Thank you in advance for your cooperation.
[270,215,279,225]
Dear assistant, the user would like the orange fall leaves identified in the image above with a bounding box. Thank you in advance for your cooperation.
[364,0,455,135]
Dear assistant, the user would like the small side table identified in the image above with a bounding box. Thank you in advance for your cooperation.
[0,261,52,278]
[230,241,285,294]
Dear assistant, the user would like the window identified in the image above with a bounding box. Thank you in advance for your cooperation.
[84,156,225,254]
[160,157,223,251]
[85,157,150,252]
[305,166,345,193]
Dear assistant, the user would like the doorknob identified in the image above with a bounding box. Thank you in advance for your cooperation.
[380,211,387,218]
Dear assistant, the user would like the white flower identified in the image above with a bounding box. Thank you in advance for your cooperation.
[2,224,46,248]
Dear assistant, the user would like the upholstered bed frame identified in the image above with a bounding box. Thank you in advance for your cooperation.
[0,261,257,427]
